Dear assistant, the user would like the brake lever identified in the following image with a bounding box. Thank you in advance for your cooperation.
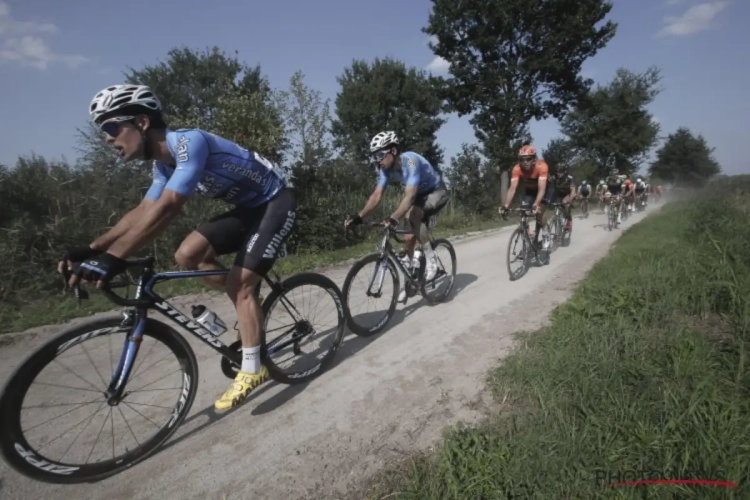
[61,264,90,305]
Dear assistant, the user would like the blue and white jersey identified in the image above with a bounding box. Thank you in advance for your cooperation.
[376,151,441,195]
[144,128,285,208]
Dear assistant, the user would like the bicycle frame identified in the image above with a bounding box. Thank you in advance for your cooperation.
[364,221,443,297]
[86,259,302,405]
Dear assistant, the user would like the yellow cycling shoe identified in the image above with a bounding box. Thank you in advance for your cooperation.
[214,365,269,410]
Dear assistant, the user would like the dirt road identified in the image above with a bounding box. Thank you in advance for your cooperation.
[0,206,657,500]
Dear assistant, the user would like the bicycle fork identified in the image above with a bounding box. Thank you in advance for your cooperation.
[105,308,147,405]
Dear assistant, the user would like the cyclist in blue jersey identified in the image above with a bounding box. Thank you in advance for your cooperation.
[345,131,449,303]
[57,84,296,410]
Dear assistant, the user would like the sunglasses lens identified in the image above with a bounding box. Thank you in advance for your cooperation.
[101,122,121,137]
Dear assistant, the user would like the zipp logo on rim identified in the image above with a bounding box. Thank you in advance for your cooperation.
[57,326,128,355]
[14,443,80,475]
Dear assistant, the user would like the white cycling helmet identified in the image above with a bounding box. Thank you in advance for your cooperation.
[89,85,162,124]
[370,131,399,153]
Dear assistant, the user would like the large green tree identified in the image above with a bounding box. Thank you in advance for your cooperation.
[331,57,446,166]
[648,127,721,187]
[125,46,287,163]
[561,67,662,177]
[280,70,332,171]
[542,138,575,172]
[424,0,617,165]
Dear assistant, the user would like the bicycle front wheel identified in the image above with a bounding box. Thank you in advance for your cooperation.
[261,272,346,384]
[506,227,530,281]
[0,317,198,484]
[342,253,400,337]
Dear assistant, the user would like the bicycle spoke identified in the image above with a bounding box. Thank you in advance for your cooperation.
[58,401,109,462]
[84,407,112,464]
[117,404,143,445]
[37,400,107,453]
[120,401,159,430]
[50,358,101,394]
[23,399,105,434]
[80,340,109,389]
[27,380,100,393]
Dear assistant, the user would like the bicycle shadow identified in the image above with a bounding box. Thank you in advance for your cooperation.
[152,273,478,455]
[251,272,477,414]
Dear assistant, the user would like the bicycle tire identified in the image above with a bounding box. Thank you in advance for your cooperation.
[420,239,456,304]
[260,272,345,384]
[506,228,529,281]
[342,253,400,337]
[0,317,198,484]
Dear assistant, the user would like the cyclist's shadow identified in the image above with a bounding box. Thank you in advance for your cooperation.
[251,273,477,412]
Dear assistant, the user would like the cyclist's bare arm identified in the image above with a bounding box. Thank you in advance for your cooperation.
[504,178,520,208]
[107,189,189,259]
[391,185,417,220]
[357,186,384,219]
[91,198,156,252]
[535,178,547,207]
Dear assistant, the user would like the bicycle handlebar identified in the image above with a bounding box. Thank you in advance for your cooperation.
[347,220,415,244]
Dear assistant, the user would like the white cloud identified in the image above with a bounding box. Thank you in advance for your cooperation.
[0,2,87,69]
[425,35,450,73]
[426,56,450,73]
[659,1,730,36]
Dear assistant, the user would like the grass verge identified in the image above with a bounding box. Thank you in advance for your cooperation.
[0,217,510,334]
[365,178,750,499]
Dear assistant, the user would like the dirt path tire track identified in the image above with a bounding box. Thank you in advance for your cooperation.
[0,205,661,500]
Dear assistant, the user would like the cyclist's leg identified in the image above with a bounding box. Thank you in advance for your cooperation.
[216,188,297,410]
[417,186,449,243]
[417,187,450,279]
[562,191,574,226]
[175,207,251,290]
[538,186,555,244]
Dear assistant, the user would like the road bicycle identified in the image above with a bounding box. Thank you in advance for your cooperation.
[606,195,622,231]
[503,206,550,281]
[579,195,590,218]
[341,217,456,337]
[545,202,572,251]
[0,254,345,484]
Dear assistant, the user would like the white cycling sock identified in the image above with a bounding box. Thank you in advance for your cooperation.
[241,346,261,374]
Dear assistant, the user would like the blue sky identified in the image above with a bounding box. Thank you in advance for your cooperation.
[0,0,747,174]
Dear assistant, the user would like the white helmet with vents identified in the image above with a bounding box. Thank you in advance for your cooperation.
[369,131,399,152]
[89,85,162,124]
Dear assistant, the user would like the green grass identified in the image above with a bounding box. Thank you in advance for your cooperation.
[0,216,510,334]
[366,178,750,499]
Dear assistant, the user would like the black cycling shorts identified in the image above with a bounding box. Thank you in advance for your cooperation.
[608,185,622,196]
[413,182,449,221]
[196,188,297,275]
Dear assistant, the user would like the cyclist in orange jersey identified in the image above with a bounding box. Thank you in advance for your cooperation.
[500,145,549,248]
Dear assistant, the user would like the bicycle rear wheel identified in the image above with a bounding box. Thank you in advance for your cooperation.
[0,317,198,484]
[263,273,345,384]
[420,238,456,303]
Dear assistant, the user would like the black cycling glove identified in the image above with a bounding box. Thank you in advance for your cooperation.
[74,252,127,282]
